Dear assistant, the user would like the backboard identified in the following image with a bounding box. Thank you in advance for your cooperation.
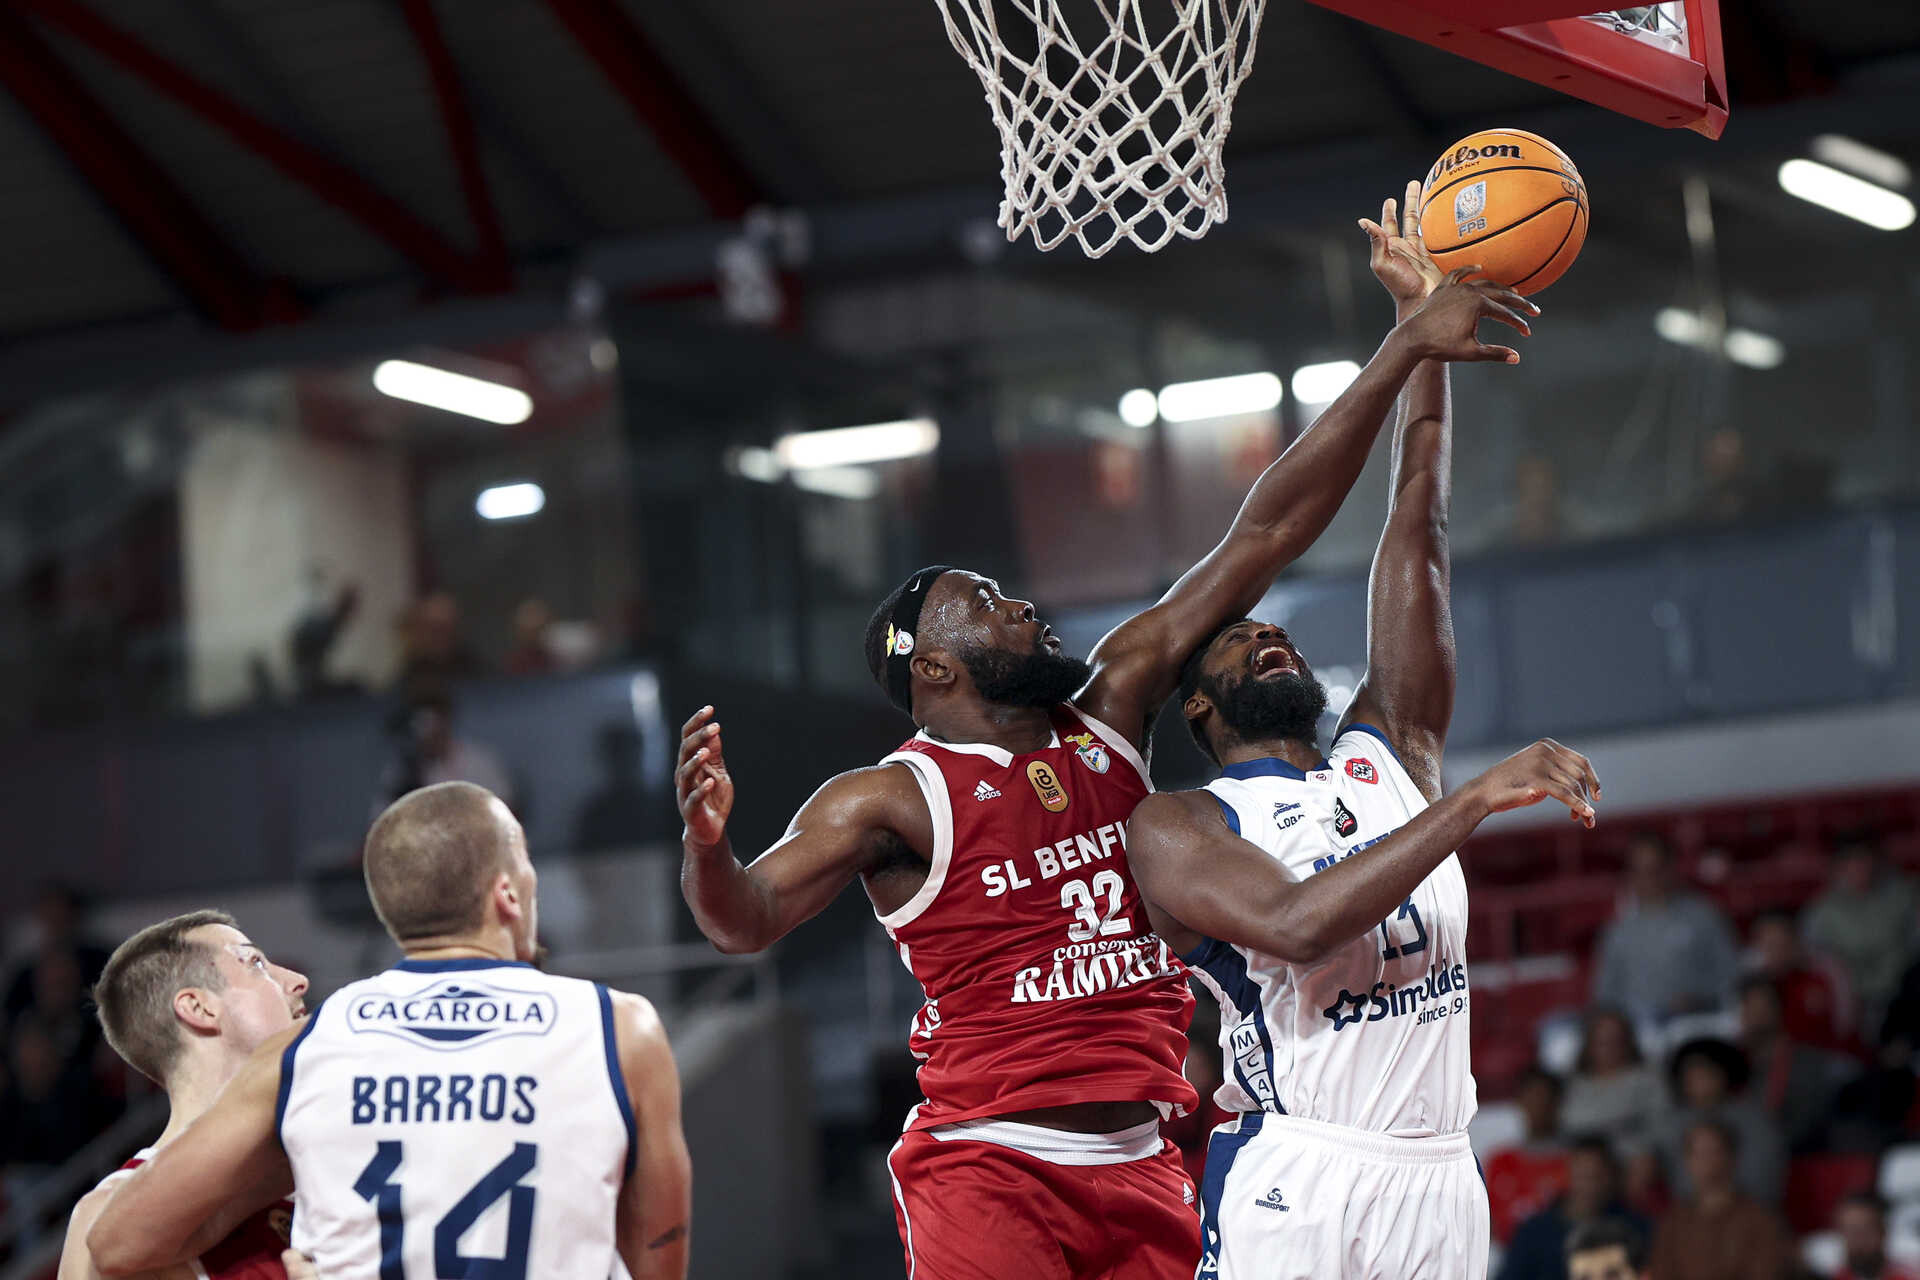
[1307,0,1727,138]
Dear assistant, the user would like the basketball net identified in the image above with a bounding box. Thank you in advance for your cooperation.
[935,0,1269,258]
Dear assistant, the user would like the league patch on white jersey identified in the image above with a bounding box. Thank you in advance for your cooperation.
[345,977,559,1052]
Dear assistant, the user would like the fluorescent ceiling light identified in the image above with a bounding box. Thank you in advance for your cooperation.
[1654,308,1784,369]
[1777,158,1916,231]
[727,445,783,484]
[1118,388,1158,428]
[475,482,545,521]
[1723,328,1785,370]
[1811,135,1911,190]
[774,418,938,470]
[792,466,881,500]
[373,359,533,425]
[1654,306,1708,347]
[1155,372,1283,423]
[1291,360,1361,406]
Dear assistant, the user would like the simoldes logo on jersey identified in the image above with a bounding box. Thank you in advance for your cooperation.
[1321,959,1469,1032]
[347,978,559,1052]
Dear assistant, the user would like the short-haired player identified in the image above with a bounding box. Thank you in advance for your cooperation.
[678,205,1538,1279]
[87,782,692,1280]
[60,910,309,1280]
[1124,181,1598,1280]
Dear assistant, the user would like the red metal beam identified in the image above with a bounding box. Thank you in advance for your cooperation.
[542,0,759,218]
[19,0,492,291]
[398,0,511,288]
[0,7,291,329]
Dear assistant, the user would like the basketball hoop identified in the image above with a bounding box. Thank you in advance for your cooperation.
[934,0,1270,258]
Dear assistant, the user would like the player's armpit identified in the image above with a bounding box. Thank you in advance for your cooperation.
[610,992,691,1280]
[686,762,932,954]
[87,1027,296,1277]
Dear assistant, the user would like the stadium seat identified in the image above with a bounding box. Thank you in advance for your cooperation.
[1784,1153,1877,1235]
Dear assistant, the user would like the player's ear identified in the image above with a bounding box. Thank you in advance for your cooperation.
[491,870,523,923]
[911,650,955,690]
[174,985,220,1034]
[1182,689,1213,722]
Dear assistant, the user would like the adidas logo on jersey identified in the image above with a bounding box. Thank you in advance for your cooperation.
[1255,1188,1290,1212]
[973,780,1002,802]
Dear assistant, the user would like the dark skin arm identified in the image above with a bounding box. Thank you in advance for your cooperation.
[1338,180,1467,800]
[1131,739,1600,961]
[1076,268,1537,752]
[677,706,934,954]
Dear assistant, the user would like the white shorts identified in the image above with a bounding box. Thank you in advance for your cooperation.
[1197,1112,1490,1280]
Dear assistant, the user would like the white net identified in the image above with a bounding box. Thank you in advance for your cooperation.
[934,0,1269,258]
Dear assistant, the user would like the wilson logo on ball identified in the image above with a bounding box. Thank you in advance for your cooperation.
[1425,141,1522,185]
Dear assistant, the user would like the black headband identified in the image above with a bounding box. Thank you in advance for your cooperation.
[883,565,955,715]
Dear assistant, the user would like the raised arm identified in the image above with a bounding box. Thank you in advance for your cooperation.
[677,706,933,954]
[1130,739,1599,963]
[1077,263,1537,750]
[88,1028,296,1276]
[611,992,691,1280]
[1340,181,1480,800]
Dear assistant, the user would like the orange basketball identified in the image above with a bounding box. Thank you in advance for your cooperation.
[1419,128,1588,296]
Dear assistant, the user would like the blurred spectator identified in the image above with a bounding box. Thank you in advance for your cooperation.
[1562,1009,1665,1160]
[1509,455,1566,546]
[1487,1066,1572,1243]
[4,882,110,1024]
[1833,1191,1920,1280]
[1652,1037,1786,1205]
[1500,1136,1650,1280]
[1881,952,1920,1057]
[503,597,558,677]
[1592,835,1739,1026]
[1647,1121,1793,1280]
[1565,1217,1649,1280]
[374,683,515,814]
[1562,1009,1665,1161]
[1690,427,1756,526]
[1803,837,1917,1024]
[395,591,482,690]
[1745,906,1855,1052]
[289,569,362,699]
[0,1008,119,1217]
[572,722,669,852]
[1736,974,1853,1151]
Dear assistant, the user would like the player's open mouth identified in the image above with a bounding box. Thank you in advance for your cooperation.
[1041,627,1062,652]
[1252,644,1294,676]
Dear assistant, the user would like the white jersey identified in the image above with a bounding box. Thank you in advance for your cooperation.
[1188,724,1476,1136]
[277,958,633,1279]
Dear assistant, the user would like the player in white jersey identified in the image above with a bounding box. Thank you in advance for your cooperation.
[1126,182,1600,1280]
[88,782,692,1280]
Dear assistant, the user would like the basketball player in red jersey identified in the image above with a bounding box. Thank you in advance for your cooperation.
[679,256,1539,1278]
[60,911,308,1280]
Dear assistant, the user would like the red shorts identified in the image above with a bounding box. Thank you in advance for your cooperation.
[886,1124,1201,1280]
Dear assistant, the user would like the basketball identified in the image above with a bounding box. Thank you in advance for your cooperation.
[1419,128,1589,296]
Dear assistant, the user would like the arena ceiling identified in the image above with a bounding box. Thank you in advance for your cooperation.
[0,0,1917,411]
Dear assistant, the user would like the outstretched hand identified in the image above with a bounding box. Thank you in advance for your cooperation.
[676,705,735,848]
[1395,266,1540,365]
[1360,179,1445,311]
[1466,738,1600,828]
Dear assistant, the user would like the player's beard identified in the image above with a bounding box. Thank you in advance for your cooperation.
[1208,669,1329,747]
[958,639,1092,709]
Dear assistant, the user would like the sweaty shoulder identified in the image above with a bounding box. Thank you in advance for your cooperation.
[808,761,935,850]
[1125,790,1226,858]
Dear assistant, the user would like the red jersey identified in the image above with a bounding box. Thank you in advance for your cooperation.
[879,704,1196,1130]
[95,1150,291,1279]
